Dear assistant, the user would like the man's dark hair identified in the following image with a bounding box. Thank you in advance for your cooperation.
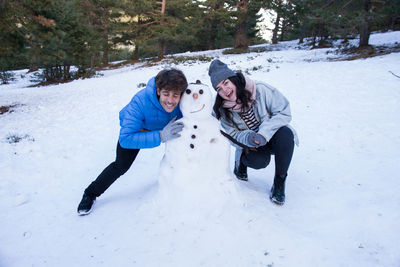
[155,68,188,94]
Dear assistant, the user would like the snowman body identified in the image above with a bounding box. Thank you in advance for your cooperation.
[158,82,237,210]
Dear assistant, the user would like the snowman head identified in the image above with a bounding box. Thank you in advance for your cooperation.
[180,80,213,118]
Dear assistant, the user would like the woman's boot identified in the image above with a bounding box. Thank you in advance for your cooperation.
[234,158,248,181]
[270,174,287,205]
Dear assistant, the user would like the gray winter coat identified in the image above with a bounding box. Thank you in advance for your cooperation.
[218,81,299,163]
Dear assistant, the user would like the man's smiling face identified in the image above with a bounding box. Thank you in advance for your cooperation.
[157,88,182,113]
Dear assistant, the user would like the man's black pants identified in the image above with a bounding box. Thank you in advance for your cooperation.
[85,142,140,198]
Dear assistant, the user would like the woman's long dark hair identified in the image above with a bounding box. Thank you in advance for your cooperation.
[213,72,252,123]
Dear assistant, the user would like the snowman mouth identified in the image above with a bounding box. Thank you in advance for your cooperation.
[190,104,205,113]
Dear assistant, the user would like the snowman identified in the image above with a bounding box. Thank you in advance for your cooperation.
[157,81,239,213]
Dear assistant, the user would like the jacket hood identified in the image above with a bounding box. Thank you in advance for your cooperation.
[145,77,165,112]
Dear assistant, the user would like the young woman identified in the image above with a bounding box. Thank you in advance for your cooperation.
[208,59,298,205]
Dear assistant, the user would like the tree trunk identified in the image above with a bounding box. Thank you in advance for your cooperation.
[29,54,39,72]
[158,39,166,60]
[208,34,216,50]
[132,15,141,61]
[359,0,371,47]
[133,45,139,61]
[272,12,281,44]
[91,51,99,70]
[317,23,327,47]
[234,21,249,49]
[279,17,287,42]
[298,24,306,44]
[102,22,109,65]
[386,0,397,31]
[311,26,317,47]
[63,65,67,80]
[208,22,217,50]
[390,14,397,30]
[158,0,167,59]
[359,22,370,47]
[207,1,223,50]
[234,0,249,49]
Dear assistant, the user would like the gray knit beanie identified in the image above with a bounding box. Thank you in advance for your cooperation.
[208,59,236,90]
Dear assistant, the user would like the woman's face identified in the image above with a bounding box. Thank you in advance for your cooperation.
[216,79,237,102]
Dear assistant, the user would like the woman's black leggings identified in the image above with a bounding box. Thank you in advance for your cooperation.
[85,142,140,198]
[241,126,294,176]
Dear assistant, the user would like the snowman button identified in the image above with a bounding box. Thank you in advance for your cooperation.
[193,125,197,129]
[190,144,194,149]
[191,134,196,139]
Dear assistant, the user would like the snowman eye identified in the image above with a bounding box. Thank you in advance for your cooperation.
[199,89,204,94]
[185,89,191,94]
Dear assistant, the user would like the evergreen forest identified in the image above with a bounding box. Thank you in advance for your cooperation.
[1,0,399,84]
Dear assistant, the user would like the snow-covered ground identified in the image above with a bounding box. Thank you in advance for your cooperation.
[1,31,400,267]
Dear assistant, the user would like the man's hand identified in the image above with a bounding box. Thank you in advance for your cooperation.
[247,131,267,147]
[159,117,184,143]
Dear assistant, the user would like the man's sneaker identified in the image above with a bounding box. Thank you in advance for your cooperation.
[77,193,96,215]
[270,174,287,205]
[234,159,248,181]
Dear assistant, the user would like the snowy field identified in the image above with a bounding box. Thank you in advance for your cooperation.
[1,31,400,267]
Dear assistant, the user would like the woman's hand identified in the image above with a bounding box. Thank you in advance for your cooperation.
[247,131,267,147]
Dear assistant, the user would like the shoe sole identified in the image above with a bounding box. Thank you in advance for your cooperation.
[77,200,96,216]
[236,175,248,181]
[270,196,284,205]
[269,189,284,205]
[234,170,248,181]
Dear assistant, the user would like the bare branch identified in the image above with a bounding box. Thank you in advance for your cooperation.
[389,71,400,79]
[322,0,337,9]
[138,20,161,28]
[342,0,355,9]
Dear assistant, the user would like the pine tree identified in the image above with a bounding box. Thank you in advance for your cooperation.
[201,0,231,50]
[1,0,106,82]
[79,0,125,65]
[155,0,194,59]
[270,0,283,44]
[0,0,56,71]
[0,0,30,71]
[119,0,158,60]
[228,0,264,49]
[117,0,191,59]
[174,0,234,51]
[273,0,394,47]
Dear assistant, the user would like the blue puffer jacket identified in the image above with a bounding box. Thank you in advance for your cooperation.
[118,77,182,149]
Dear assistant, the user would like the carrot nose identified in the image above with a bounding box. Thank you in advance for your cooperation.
[193,93,198,99]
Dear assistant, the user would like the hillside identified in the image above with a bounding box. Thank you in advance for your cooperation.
[1,31,400,267]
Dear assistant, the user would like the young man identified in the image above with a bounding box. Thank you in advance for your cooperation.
[77,68,188,215]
